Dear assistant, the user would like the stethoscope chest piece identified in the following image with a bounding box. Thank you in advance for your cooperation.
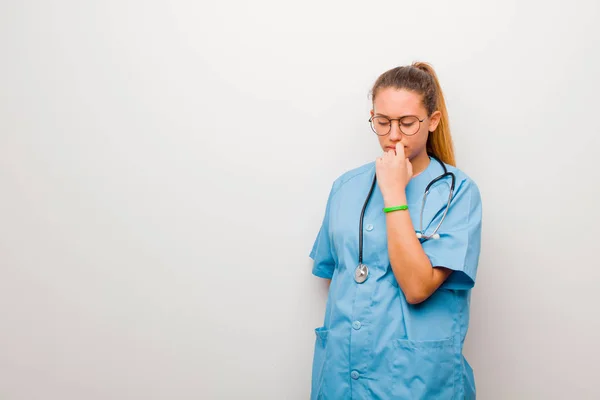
[354,264,369,284]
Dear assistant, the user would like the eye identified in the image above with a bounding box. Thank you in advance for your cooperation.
[373,117,390,125]
[400,116,419,127]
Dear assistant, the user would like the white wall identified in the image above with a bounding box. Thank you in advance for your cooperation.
[1,1,599,399]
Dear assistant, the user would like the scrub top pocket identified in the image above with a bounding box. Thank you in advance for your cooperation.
[391,337,457,399]
[311,327,329,399]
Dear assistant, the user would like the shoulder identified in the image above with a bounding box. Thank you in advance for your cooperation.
[444,163,479,192]
[442,163,482,212]
[330,161,375,198]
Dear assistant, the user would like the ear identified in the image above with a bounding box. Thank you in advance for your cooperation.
[428,110,442,132]
[370,109,374,118]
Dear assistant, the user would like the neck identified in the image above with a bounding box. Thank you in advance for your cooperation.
[410,151,431,177]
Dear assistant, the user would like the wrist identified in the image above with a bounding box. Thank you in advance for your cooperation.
[383,191,407,208]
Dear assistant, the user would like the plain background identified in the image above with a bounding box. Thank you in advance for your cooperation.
[1,0,599,399]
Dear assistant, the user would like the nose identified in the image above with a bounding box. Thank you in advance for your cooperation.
[389,122,402,141]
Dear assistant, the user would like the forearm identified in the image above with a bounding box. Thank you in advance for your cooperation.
[384,193,442,304]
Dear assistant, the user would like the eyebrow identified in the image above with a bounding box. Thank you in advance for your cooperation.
[374,113,417,118]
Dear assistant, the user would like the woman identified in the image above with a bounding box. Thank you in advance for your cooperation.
[309,62,482,399]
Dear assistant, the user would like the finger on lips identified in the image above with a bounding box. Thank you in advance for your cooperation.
[395,142,406,158]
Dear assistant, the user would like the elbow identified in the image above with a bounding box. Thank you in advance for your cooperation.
[404,293,426,305]
[403,288,432,305]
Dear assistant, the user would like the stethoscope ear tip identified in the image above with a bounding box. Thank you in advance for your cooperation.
[416,232,423,239]
[433,233,440,240]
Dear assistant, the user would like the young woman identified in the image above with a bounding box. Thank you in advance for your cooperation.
[309,62,482,399]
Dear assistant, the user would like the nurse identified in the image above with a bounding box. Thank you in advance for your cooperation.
[309,62,482,399]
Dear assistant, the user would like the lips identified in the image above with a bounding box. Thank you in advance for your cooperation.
[386,146,408,154]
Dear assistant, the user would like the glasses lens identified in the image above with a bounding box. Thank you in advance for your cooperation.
[400,116,420,136]
[371,116,391,136]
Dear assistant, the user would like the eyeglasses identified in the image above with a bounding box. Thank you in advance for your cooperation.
[368,115,426,136]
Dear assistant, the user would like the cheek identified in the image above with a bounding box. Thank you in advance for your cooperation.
[406,131,428,154]
[417,126,430,145]
[407,132,427,147]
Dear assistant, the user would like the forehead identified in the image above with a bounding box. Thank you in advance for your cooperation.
[373,87,426,117]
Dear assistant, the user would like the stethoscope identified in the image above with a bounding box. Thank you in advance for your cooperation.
[354,155,456,284]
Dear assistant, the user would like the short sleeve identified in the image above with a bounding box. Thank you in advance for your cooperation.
[309,182,338,279]
[422,178,483,290]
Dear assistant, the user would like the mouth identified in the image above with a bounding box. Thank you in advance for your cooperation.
[386,146,406,152]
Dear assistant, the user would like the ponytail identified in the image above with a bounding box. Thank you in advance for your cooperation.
[412,62,455,166]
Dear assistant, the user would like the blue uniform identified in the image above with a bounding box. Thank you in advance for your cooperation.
[310,157,482,399]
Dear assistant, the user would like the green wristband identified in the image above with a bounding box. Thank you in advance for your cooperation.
[383,205,409,213]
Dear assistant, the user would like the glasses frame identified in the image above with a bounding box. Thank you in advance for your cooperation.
[368,115,426,136]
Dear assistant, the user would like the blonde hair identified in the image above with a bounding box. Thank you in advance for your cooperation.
[370,61,456,166]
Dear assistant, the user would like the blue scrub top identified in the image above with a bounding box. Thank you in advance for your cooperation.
[310,157,482,399]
